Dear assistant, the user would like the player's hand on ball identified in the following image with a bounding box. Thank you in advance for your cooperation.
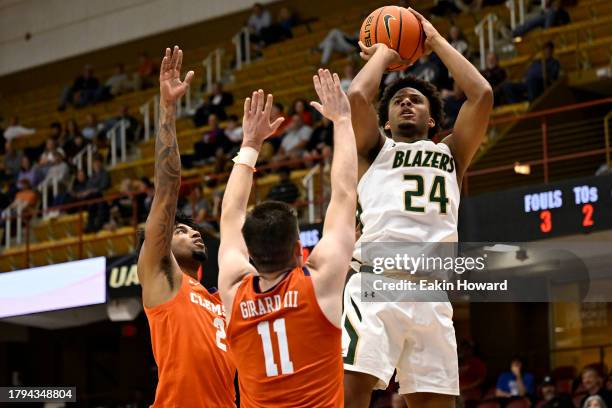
[310,69,351,123]
[241,90,285,149]
[407,8,440,55]
[358,41,410,67]
[159,46,194,108]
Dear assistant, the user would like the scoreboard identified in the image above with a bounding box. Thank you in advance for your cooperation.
[459,174,612,241]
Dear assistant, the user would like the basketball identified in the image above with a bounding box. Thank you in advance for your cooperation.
[359,6,425,71]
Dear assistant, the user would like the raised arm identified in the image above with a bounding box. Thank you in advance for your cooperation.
[348,42,404,159]
[410,9,493,181]
[306,69,358,325]
[218,90,284,308]
[137,46,194,308]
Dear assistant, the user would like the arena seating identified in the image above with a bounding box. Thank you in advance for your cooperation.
[1,0,611,272]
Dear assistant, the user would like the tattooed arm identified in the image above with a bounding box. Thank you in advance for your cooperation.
[138,46,194,308]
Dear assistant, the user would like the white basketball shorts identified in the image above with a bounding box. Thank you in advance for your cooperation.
[341,272,459,395]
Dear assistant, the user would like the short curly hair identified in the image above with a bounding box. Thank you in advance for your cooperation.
[136,211,207,261]
[377,75,444,139]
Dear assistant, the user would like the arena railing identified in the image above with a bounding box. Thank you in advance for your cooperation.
[461,96,612,195]
[1,98,612,269]
[0,154,328,269]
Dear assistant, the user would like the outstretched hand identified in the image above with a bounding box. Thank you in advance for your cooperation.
[242,90,285,149]
[159,46,194,108]
[310,69,351,123]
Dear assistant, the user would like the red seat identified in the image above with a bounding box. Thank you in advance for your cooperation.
[476,401,501,408]
[506,398,530,408]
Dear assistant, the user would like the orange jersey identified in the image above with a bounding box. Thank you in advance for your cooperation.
[144,274,236,408]
[227,267,343,408]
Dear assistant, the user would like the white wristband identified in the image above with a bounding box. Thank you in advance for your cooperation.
[232,147,259,171]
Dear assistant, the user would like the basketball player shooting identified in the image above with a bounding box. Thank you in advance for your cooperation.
[137,46,236,407]
[218,69,357,407]
[342,8,493,408]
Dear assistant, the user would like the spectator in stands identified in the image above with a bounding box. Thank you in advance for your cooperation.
[63,134,89,162]
[458,340,487,400]
[208,82,234,120]
[3,116,35,141]
[448,25,471,58]
[512,0,570,38]
[408,54,446,90]
[49,121,62,140]
[135,52,156,90]
[102,205,123,232]
[443,81,467,129]
[341,62,356,92]
[481,52,507,105]
[274,114,312,161]
[495,356,535,398]
[501,42,560,103]
[58,65,101,110]
[260,7,295,45]
[193,83,234,126]
[105,105,141,145]
[247,3,272,44]
[98,63,133,100]
[538,375,574,408]
[194,114,227,164]
[580,366,612,408]
[304,117,333,166]
[79,154,110,233]
[82,113,104,141]
[307,116,333,151]
[2,140,23,182]
[224,114,243,154]
[38,138,64,178]
[270,102,289,137]
[290,98,314,126]
[17,156,39,188]
[583,396,608,408]
[70,169,89,202]
[317,28,359,65]
[4,178,38,214]
[62,119,80,140]
[266,167,299,204]
[607,373,612,391]
[42,150,71,191]
[431,0,473,16]
[182,184,212,224]
[258,102,289,161]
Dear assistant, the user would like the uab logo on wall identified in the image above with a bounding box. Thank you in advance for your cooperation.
[106,253,141,299]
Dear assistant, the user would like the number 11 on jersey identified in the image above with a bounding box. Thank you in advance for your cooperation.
[257,318,294,377]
